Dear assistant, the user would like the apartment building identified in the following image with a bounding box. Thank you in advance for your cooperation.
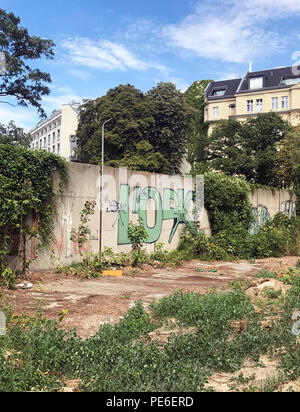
[204,66,300,130]
[29,101,80,161]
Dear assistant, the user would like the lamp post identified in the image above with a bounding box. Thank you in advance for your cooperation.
[99,118,112,254]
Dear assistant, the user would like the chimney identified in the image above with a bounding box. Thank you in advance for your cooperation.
[249,62,253,73]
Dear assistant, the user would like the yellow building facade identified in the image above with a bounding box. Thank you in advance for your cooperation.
[204,66,300,130]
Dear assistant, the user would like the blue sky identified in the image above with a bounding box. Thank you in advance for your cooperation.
[1,0,300,130]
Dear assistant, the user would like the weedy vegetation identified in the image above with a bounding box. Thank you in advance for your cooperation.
[1,263,300,392]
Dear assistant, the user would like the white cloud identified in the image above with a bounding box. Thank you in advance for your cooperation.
[0,87,90,131]
[163,0,297,64]
[245,0,300,18]
[68,69,91,81]
[61,37,166,73]
[0,104,38,131]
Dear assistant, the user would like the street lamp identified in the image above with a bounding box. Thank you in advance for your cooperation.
[99,118,112,254]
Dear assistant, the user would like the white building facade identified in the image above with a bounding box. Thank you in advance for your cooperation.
[29,101,80,161]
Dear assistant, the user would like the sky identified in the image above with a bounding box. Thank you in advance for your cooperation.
[2,0,300,130]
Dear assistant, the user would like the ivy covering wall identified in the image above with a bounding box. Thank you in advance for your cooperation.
[0,144,68,274]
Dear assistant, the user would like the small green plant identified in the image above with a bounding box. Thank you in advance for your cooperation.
[58,309,68,323]
[254,268,278,279]
[150,242,168,263]
[0,267,16,289]
[127,219,148,252]
[70,200,96,257]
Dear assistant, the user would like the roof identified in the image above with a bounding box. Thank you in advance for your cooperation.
[206,78,242,100]
[206,66,300,100]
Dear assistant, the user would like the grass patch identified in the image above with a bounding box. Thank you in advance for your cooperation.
[2,265,300,391]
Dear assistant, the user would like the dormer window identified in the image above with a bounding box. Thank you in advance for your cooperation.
[249,77,263,90]
[212,88,226,97]
[281,77,300,86]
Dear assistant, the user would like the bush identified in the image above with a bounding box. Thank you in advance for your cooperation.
[179,212,300,261]
[204,173,254,234]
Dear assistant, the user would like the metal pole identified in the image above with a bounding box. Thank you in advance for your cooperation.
[99,118,112,254]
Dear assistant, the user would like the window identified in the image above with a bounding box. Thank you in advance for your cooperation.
[282,78,300,86]
[52,145,55,153]
[57,129,60,141]
[282,96,289,109]
[39,139,42,149]
[57,143,60,154]
[212,89,226,97]
[48,135,50,146]
[247,100,253,112]
[44,136,46,147]
[229,104,236,109]
[53,132,55,143]
[212,107,219,119]
[256,99,263,112]
[272,97,278,110]
[249,77,263,90]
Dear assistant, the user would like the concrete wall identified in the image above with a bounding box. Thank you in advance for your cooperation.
[249,188,296,234]
[29,163,296,271]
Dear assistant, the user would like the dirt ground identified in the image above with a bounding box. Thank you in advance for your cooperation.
[2,256,299,340]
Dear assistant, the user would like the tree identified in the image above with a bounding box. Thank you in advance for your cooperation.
[0,8,55,117]
[77,84,155,166]
[0,121,30,147]
[184,80,212,172]
[113,140,169,174]
[146,82,193,174]
[276,126,300,214]
[77,82,192,174]
[206,113,291,186]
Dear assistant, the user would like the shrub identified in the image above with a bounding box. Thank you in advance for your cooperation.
[204,173,254,234]
[179,212,300,261]
[127,219,148,251]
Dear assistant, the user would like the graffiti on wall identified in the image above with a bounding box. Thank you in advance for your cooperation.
[250,205,270,235]
[116,184,201,245]
[249,199,296,235]
[281,200,296,218]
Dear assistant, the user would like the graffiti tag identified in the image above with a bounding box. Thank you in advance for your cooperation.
[117,185,198,245]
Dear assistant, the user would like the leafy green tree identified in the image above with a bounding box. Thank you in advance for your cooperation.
[207,113,291,186]
[112,140,170,174]
[0,121,30,147]
[207,119,253,176]
[184,80,212,172]
[146,82,193,174]
[0,8,55,116]
[77,84,155,166]
[276,126,300,214]
[77,82,192,174]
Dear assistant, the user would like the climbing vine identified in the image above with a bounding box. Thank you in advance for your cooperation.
[0,144,68,276]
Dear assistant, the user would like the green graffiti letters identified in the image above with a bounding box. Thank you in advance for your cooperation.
[117,185,196,245]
